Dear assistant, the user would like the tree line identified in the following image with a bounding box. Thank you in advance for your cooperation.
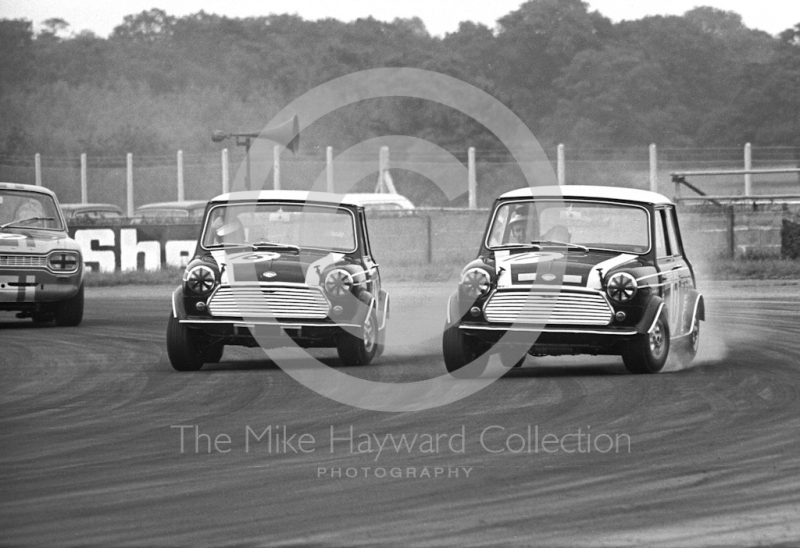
[1,0,798,159]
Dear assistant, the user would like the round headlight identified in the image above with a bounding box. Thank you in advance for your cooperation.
[606,272,637,302]
[460,268,492,299]
[185,265,216,294]
[324,269,353,297]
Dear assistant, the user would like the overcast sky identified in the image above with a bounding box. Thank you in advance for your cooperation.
[1,0,798,38]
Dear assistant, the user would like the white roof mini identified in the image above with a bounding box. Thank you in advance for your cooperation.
[500,185,672,205]
[210,190,364,207]
[0,182,58,197]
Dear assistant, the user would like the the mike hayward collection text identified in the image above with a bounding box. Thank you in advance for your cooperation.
[171,424,632,458]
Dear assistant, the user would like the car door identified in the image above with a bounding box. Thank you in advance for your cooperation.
[358,209,381,300]
[655,207,689,336]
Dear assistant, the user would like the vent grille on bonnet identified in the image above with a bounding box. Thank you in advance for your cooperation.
[207,284,329,319]
[484,289,613,325]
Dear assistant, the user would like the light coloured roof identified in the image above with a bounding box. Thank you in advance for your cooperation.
[0,182,57,197]
[210,190,362,206]
[499,185,672,205]
[61,203,123,211]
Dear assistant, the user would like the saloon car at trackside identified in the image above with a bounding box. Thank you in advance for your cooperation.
[443,185,704,375]
[0,182,84,325]
[167,190,388,370]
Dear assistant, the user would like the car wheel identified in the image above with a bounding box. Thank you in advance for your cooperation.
[166,313,209,371]
[337,312,378,366]
[442,322,489,377]
[673,321,700,367]
[499,349,526,368]
[203,343,225,364]
[622,314,670,374]
[54,284,84,327]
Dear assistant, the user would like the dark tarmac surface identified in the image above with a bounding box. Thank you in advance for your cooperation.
[1,282,799,547]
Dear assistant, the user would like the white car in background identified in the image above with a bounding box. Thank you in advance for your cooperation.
[0,182,84,325]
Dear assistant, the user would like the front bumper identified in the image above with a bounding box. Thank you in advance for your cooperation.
[0,269,82,306]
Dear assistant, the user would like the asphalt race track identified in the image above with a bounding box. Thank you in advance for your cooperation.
[1,281,799,547]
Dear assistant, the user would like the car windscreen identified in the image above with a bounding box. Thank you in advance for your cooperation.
[202,203,357,253]
[487,199,650,254]
[0,190,64,230]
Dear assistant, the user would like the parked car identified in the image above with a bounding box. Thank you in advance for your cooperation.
[443,185,704,375]
[0,182,84,325]
[134,200,208,221]
[167,190,388,371]
[343,193,415,211]
[61,203,125,221]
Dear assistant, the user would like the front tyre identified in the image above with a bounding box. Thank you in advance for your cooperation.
[54,284,84,327]
[622,315,670,374]
[166,313,208,371]
[673,321,700,368]
[442,322,489,378]
[337,312,378,366]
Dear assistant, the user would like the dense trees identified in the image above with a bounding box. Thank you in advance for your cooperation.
[0,2,797,157]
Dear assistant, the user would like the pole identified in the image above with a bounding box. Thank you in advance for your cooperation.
[245,138,251,191]
[557,144,565,186]
[221,148,229,194]
[649,144,658,193]
[34,153,42,186]
[273,144,281,190]
[80,153,88,204]
[326,146,334,193]
[744,142,752,196]
[468,147,477,209]
[177,150,184,201]
[126,153,134,217]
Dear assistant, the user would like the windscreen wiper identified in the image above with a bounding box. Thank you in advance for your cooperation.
[251,241,300,253]
[0,216,55,229]
[530,240,589,252]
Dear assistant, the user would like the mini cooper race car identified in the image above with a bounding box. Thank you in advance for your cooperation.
[443,185,704,375]
[0,182,84,325]
[167,190,388,371]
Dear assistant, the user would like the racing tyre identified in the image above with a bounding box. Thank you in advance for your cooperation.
[337,312,378,366]
[673,321,700,368]
[166,313,208,371]
[622,314,670,374]
[499,349,526,368]
[442,322,489,378]
[203,343,225,364]
[54,284,84,327]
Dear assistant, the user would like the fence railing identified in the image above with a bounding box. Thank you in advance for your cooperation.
[1,144,797,212]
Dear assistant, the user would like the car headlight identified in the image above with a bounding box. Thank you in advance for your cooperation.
[460,268,492,299]
[606,272,637,302]
[324,269,354,297]
[48,251,80,272]
[185,265,217,294]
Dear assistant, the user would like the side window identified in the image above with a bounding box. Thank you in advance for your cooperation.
[665,208,683,257]
[655,209,668,258]
[360,211,372,258]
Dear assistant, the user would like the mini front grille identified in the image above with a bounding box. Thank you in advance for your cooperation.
[0,255,48,268]
[207,284,330,319]
[484,289,613,325]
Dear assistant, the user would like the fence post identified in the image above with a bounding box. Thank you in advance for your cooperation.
[221,148,229,194]
[468,147,476,209]
[273,145,281,190]
[326,146,334,193]
[744,142,752,196]
[177,150,184,201]
[557,144,565,186]
[649,144,658,193]
[34,153,42,186]
[80,153,88,203]
[126,153,134,217]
